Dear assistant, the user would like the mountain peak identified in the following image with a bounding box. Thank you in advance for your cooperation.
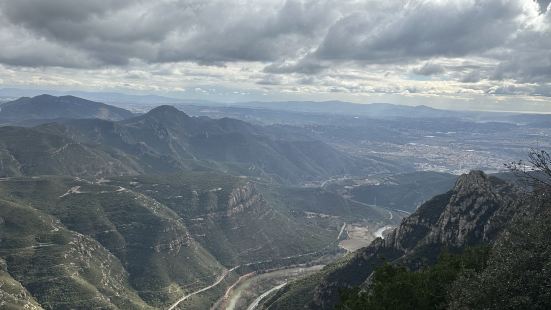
[456,169,487,184]
[453,170,492,195]
[33,94,56,100]
[147,105,186,115]
[0,94,133,121]
[134,105,191,127]
[32,94,93,104]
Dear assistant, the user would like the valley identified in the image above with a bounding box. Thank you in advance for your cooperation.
[2,1,550,308]
[1,95,550,309]
[174,103,551,177]
[0,172,397,309]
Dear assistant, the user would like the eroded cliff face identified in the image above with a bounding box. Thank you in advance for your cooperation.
[386,171,520,251]
[226,182,264,217]
[306,171,524,309]
[425,171,520,246]
[189,182,265,219]
[0,174,336,309]
[152,219,193,254]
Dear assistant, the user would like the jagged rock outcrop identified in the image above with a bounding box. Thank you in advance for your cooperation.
[152,221,193,253]
[387,171,520,252]
[314,171,524,309]
[226,182,264,217]
[268,171,525,310]
[191,182,265,219]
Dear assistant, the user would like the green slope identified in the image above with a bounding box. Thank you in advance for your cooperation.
[0,173,360,309]
[0,197,151,309]
[36,105,402,183]
[0,126,141,178]
[106,174,341,267]
[0,176,225,307]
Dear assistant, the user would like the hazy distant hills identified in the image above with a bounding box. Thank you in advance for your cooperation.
[0,126,141,177]
[0,95,406,182]
[4,90,551,126]
[349,172,458,212]
[31,104,403,183]
[0,94,134,122]
[230,101,453,119]
[0,88,191,106]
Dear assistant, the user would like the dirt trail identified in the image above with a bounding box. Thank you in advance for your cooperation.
[167,266,238,310]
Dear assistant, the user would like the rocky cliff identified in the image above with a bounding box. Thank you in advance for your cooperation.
[226,182,263,216]
[265,171,525,309]
[387,170,520,252]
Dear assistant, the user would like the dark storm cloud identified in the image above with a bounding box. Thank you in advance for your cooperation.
[0,0,340,67]
[313,0,528,62]
[461,70,482,83]
[0,0,544,69]
[538,0,551,11]
[0,0,550,99]
[0,0,136,41]
[157,0,342,64]
[412,62,445,76]
[490,8,551,83]
[263,60,328,75]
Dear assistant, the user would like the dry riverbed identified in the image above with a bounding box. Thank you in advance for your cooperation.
[338,223,395,252]
[214,265,324,310]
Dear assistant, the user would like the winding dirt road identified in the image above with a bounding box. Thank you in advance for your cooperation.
[246,282,287,310]
[167,266,238,310]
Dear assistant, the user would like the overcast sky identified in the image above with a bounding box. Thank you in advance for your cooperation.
[1,0,551,112]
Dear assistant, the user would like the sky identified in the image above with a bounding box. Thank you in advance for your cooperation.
[1,0,551,112]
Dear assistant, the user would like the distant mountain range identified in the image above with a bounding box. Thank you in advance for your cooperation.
[0,88,526,121]
[0,95,404,183]
[0,88,188,105]
[0,94,134,122]
[230,100,452,119]
[4,89,551,126]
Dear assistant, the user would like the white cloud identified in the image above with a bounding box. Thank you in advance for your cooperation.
[0,0,550,110]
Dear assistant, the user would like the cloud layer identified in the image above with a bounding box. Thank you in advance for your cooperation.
[0,0,550,109]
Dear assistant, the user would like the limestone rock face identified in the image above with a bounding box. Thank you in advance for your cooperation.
[427,171,519,246]
[152,221,192,254]
[308,171,523,309]
[386,170,519,251]
[226,182,264,217]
